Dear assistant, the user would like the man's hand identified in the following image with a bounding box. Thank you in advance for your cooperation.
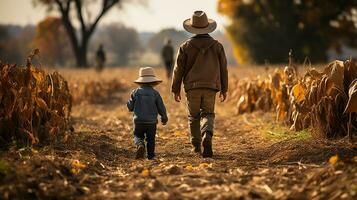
[173,92,181,102]
[219,92,227,102]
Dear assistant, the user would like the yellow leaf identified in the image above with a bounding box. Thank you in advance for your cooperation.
[185,165,194,171]
[71,159,86,169]
[31,148,39,154]
[30,67,44,82]
[71,168,80,174]
[198,163,211,169]
[36,97,48,109]
[292,83,305,102]
[140,168,150,177]
[174,131,186,137]
[329,155,339,165]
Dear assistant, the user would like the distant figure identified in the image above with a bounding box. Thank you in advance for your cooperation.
[96,44,106,72]
[161,39,174,78]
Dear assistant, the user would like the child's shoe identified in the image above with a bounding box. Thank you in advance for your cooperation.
[202,133,213,158]
[191,145,201,155]
[147,156,156,160]
[135,144,145,159]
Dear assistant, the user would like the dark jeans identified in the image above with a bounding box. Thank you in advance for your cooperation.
[134,123,157,159]
[164,60,173,78]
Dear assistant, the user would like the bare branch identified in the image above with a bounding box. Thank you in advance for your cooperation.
[87,0,119,37]
[54,0,79,51]
[74,0,87,33]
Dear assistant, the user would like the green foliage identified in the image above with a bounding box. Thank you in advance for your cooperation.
[218,0,357,64]
[0,159,9,177]
[263,124,311,141]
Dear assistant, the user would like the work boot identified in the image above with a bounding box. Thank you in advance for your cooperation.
[135,144,145,159]
[202,133,213,158]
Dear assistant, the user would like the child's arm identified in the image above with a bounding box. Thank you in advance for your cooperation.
[127,90,136,112]
[155,93,168,124]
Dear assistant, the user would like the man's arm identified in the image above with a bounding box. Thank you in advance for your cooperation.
[218,43,228,101]
[171,46,186,95]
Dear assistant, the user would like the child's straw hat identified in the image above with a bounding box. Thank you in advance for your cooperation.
[134,67,162,84]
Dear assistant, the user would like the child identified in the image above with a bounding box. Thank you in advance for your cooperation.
[127,67,168,159]
[171,11,228,158]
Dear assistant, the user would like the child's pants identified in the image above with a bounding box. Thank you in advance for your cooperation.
[134,123,157,158]
[186,88,216,147]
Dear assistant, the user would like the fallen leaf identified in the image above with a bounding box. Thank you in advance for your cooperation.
[185,165,194,171]
[329,155,339,165]
[140,168,150,177]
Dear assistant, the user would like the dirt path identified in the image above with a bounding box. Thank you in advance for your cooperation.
[66,75,356,199]
[0,68,356,200]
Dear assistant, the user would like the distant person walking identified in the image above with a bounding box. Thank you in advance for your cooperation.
[161,39,174,78]
[96,44,106,72]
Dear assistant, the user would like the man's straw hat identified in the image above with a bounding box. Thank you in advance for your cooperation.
[134,67,162,84]
[183,11,217,34]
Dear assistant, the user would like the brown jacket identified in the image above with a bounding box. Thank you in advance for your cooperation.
[171,34,228,93]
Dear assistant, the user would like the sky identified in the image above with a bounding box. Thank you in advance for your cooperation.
[0,0,228,32]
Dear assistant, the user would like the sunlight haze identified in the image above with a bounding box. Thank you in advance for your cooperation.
[0,0,227,31]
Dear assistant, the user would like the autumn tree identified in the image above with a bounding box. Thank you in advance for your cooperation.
[0,25,36,64]
[218,0,357,64]
[34,17,73,66]
[34,0,143,67]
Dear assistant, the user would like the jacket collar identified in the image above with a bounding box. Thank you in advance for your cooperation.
[192,34,212,39]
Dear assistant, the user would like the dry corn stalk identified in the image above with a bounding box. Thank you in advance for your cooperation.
[234,59,357,140]
[0,50,72,146]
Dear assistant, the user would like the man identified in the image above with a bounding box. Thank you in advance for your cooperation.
[171,11,228,158]
[161,38,174,78]
[96,44,106,72]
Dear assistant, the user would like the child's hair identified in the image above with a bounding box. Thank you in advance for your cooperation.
[138,82,160,87]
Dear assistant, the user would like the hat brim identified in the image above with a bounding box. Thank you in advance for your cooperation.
[134,76,162,84]
[183,18,217,34]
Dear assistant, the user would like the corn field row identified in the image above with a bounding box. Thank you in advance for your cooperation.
[232,59,357,140]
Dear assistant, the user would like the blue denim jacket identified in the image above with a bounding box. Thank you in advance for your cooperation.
[127,86,168,124]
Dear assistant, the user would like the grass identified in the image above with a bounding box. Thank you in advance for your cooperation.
[0,159,9,175]
[263,123,311,141]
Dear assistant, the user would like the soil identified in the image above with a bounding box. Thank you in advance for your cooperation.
[0,67,356,200]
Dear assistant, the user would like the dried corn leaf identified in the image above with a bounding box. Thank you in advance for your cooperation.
[292,83,305,103]
[344,79,357,113]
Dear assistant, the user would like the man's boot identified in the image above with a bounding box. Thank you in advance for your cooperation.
[202,132,213,158]
[135,144,145,159]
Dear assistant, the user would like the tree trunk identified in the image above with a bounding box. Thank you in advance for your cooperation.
[55,0,120,68]
[75,43,88,67]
